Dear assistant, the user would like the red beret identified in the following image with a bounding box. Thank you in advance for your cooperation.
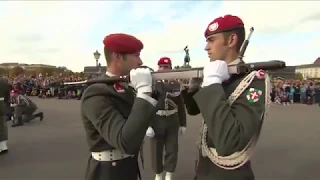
[158,57,172,65]
[103,33,143,54]
[204,14,244,39]
[11,89,21,94]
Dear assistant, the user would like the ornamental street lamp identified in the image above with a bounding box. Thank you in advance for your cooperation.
[93,50,101,67]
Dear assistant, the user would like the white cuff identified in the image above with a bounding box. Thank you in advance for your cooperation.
[137,85,152,94]
[201,76,222,87]
[137,93,157,107]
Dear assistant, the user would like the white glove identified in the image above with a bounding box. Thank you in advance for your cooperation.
[201,60,230,87]
[179,127,186,135]
[130,68,152,94]
[146,127,155,138]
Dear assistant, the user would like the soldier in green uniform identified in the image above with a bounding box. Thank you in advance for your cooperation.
[146,57,186,180]
[10,89,44,127]
[0,77,10,155]
[81,33,158,180]
[182,15,271,180]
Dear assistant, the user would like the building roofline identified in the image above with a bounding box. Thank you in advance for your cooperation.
[296,64,320,68]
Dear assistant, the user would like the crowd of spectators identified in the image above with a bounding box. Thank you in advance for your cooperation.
[179,78,320,105]
[2,74,91,100]
[271,79,320,105]
[3,74,320,105]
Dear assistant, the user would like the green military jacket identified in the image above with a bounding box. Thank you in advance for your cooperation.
[0,78,10,142]
[154,80,186,127]
[0,78,10,115]
[189,73,268,180]
[81,74,158,154]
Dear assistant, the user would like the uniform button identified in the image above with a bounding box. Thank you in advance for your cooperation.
[110,158,113,161]
[112,162,116,166]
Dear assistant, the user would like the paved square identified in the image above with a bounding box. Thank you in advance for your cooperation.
[0,98,319,180]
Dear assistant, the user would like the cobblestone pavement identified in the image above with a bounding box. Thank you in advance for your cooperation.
[0,98,319,180]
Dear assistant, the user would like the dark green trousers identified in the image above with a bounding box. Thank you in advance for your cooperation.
[14,106,36,122]
[150,113,180,174]
[0,102,8,141]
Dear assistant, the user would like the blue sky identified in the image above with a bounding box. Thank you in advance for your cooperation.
[0,1,319,72]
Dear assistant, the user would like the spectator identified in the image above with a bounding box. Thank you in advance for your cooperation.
[3,73,320,105]
[3,74,88,100]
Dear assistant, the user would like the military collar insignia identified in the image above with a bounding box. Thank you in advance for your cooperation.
[113,83,125,93]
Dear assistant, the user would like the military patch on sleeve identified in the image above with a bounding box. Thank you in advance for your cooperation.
[246,88,262,103]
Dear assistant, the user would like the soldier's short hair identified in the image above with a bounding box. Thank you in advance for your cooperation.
[222,27,245,52]
[104,47,127,65]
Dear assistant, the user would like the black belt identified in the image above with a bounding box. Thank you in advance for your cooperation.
[157,109,176,111]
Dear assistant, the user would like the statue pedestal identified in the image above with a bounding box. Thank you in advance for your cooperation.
[180,65,191,69]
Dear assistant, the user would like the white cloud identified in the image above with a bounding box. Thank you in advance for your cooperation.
[136,1,320,69]
[219,1,320,65]
[135,1,222,68]
[128,1,178,23]
[222,1,320,34]
[314,38,320,46]
[0,1,318,72]
[0,1,121,71]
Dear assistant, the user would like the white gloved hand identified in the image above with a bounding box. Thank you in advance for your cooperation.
[179,127,186,135]
[201,60,230,87]
[146,127,155,138]
[130,68,152,94]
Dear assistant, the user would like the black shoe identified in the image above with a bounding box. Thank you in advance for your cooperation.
[39,112,44,121]
[0,149,8,155]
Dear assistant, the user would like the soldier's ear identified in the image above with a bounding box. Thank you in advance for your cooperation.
[113,52,126,62]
